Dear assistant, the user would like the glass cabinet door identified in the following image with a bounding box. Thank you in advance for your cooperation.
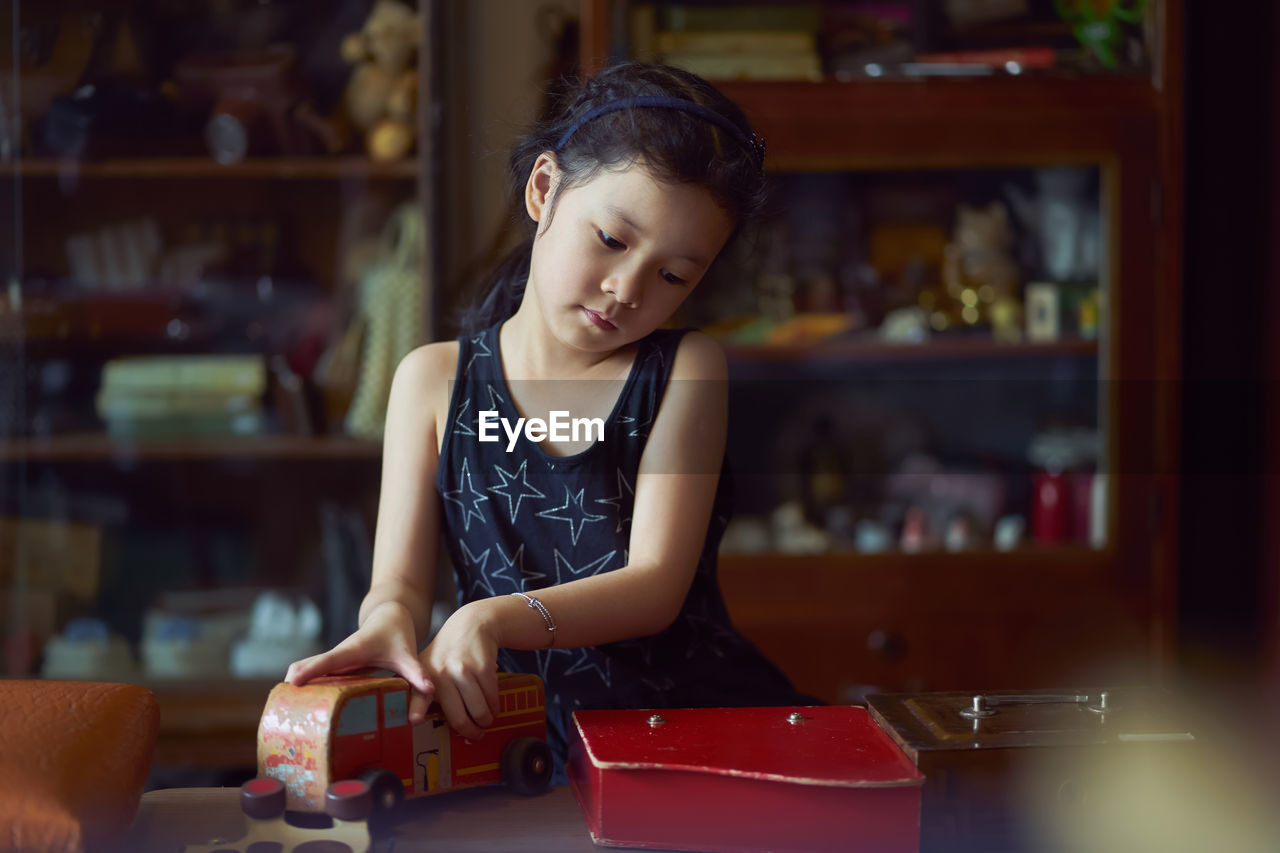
[2,0,437,774]
[697,165,1109,558]
[2,6,30,673]
[579,0,1180,699]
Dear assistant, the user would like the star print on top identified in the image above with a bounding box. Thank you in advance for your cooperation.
[436,321,807,773]
[535,485,607,546]
[487,460,545,524]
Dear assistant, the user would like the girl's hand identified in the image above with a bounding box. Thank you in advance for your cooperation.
[417,601,502,741]
[284,600,433,704]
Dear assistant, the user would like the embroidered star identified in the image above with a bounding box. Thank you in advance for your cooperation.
[457,539,493,598]
[464,333,491,376]
[535,485,606,545]
[488,542,531,592]
[441,458,488,531]
[485,383,505,411]
[534,647,574,683]
[453,397,477,437]
[594,468,634,533]
[616,413,652,439]
[621,348,665,437]
[551,548,616,586]
[640,343,665,374]
[563,648,612,687]
[487,460,546,523]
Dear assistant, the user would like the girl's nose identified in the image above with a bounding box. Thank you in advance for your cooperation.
[604,270,642,308]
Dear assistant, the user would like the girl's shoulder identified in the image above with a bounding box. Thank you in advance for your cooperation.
[666,329,728,383]
[396,339,461,385]
[392,341,462,453]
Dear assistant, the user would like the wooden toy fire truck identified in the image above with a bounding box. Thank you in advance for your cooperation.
[184,672,552,853]
[256,671,553,814]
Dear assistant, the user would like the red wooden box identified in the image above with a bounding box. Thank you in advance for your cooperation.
[567,706,924,853]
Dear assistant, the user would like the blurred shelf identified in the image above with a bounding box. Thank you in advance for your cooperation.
[0,433,382,462]
[724,337,1099,363]
[145,677,276,768]
[6,156,419,180]
[720,547,1110,575]
[717,74,1158,119]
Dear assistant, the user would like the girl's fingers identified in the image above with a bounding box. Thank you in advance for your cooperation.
[453,672,496,730]
[408,688,434,723]
[480,671,501,723]
[395,650,433,696]
[288,635,421,687]
[285,652,331,685]
[286,644,370,685]
[435,680,486,741]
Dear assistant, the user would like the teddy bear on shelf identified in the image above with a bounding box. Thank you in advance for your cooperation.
[340,0,421,161]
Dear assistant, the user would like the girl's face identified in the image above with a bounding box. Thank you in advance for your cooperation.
[522,154,734,353]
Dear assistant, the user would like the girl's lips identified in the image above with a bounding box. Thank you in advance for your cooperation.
[582,307,617,331]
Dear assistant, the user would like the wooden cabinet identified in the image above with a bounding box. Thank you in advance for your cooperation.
[2,0,441,765]
[581,1,1183,702]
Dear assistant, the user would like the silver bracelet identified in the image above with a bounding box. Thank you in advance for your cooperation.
[511,592,557,648]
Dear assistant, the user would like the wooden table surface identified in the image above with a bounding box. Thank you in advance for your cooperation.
[122,784,629,852]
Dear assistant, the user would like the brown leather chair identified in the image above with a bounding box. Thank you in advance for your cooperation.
[0,680,159,852]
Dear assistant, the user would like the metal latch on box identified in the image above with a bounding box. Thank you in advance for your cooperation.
[958,691,1112,719]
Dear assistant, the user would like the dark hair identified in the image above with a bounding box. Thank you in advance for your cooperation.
[458,62,768,335]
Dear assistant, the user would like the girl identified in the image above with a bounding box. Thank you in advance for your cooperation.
[286,62,806,774]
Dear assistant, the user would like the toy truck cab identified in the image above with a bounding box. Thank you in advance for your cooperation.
[257,671,552,814]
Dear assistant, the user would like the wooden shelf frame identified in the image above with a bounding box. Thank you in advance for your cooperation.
[7,156,419,180]
[717,549,1152,704]
[0,434,382,462]
[725,337,1099,363]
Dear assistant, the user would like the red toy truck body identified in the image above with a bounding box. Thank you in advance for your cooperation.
[258,671,550,813]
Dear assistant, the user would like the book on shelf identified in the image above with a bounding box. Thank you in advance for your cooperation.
[109,413,266,439]
[97,354,268,438]
[654,29,817,55]
[95,390,261,418]
[661,51,823,82]
[658,4,822,33]
[631,4,823,79]
[100,354,267,396]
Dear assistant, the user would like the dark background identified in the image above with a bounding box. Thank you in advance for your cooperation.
[1179,3,1276,695]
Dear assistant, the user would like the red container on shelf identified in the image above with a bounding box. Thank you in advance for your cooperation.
[1031,470,1069,543]
[567,705,923,853]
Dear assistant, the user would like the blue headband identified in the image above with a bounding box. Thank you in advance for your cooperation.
[553,96,766,169]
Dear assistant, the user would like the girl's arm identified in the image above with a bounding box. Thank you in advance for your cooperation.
[285,343,455,701]
[533,330,728,640]
[438,331,727,685]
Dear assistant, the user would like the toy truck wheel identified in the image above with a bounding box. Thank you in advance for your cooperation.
[325,778,373,821]
[357,767,405,813]
[500,737,553,795]
[240,777,286,819]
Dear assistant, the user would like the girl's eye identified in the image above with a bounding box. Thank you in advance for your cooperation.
[661,270,688,286]
[597,230,625,250]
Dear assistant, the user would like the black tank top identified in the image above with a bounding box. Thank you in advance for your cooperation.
[437,322,802,772]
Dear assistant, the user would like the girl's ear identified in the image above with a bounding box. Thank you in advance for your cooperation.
[525,152,559,226]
